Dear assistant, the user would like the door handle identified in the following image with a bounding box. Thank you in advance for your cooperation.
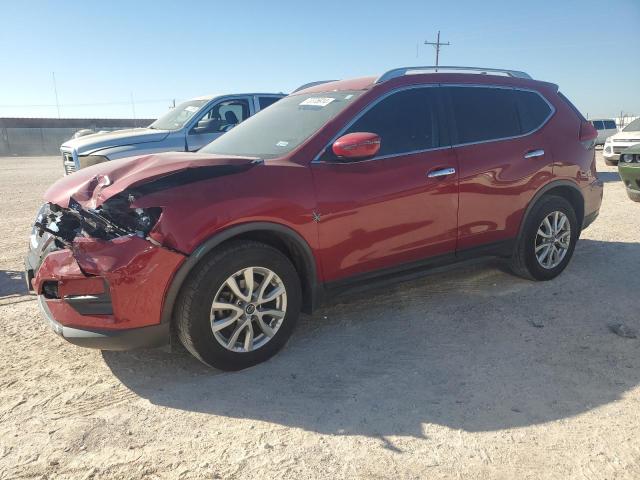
[427,167,456,178]
[524,149,545,159]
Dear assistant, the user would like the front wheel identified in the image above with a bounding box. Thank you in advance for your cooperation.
[510,195,579,281]
[175,241,302,370]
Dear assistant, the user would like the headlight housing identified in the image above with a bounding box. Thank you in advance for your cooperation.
[78,155,109,169]
[621,154,634,163]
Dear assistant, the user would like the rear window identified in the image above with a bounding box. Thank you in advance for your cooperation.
[592,120,604,130]
[558,92,587,121]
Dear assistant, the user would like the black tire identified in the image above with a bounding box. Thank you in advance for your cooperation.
[510,195,579,281]
[604,158,618,167]
[175,240,302,370]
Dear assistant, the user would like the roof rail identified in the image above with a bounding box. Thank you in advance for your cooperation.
[375,66,532,84]
[291,80,339,93]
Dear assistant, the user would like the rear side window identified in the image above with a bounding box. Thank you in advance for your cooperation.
[592,120,604,130]
[603,120,617,129]
[446,87,520,143]
[513,90,552,134]
[321,87,441,160]
[258,96,280,110]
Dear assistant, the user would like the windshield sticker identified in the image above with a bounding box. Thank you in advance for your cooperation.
[299,97,335,107]
[276,141,289,147]
[184,106,200,113]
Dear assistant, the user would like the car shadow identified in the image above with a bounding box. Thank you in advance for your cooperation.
[598,171,621,183]
[0,270,28,298]
[103,239,640,440]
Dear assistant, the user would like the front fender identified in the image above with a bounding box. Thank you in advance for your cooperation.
[160,222,322,325]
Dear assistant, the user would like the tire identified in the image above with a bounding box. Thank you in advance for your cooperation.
[604,158,618,167]
[510,195,579,281]
[175,240,302,370]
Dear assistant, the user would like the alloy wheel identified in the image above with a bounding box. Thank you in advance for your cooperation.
[210,267,287,352]
[534,211,571,269]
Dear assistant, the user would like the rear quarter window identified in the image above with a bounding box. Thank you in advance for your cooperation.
[513,90,553,134]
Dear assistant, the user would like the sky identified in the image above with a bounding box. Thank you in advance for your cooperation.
[1,0,638,120]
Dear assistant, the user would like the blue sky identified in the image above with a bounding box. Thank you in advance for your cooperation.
[1,0,638,119]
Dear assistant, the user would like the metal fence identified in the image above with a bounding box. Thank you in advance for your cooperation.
[0,118,154,156]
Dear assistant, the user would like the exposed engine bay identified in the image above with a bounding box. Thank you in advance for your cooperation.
[34,192,161,249]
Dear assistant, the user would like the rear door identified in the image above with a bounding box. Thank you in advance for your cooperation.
[444,86,554,251]
[311,86,459,282]
[186,97,252,151]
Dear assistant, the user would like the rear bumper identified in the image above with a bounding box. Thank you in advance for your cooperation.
[38,295,170,350]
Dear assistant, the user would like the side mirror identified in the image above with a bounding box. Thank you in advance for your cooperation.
[332,132,381,161]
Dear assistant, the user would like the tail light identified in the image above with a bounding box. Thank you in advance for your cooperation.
[579,121,597,149]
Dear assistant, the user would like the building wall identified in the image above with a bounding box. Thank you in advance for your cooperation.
[0,118,154,156]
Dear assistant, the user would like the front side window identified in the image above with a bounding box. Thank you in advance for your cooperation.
[446,87,520,143]
[320,87,440,161]
[191,99,250,135]
[149,99,208,130]
[200,91,362,159]
[603,120,617,129]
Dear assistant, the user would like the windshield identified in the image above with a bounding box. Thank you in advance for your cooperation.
[149,99,208,130]
[623,118,640,132]
[200,91,363,159]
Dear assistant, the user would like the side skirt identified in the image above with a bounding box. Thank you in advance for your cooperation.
[323,239,515,298]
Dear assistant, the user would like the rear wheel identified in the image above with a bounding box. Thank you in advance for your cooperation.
[175,241,302,370]
[510,195,579,281]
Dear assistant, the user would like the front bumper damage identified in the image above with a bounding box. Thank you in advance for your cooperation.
[26,202,185,350]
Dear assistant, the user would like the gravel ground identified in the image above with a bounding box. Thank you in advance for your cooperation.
[1,152,639,479]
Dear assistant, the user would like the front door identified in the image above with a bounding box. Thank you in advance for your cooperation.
[311,86,459,282]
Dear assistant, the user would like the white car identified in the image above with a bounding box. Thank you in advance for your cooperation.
[590,118,618,146]
[603,117,640,165]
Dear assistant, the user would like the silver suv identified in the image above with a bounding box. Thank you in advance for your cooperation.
[60,93,284,175]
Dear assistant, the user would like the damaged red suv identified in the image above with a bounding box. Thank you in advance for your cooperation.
[26,66,602,370]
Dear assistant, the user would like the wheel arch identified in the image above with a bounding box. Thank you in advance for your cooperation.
[161,222,322,326]
[517,180,585,243]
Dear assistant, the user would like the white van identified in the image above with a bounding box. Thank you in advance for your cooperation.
[590,119,618,146]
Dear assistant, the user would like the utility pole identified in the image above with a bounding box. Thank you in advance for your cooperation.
[52,72,61,119]
[424,31,450,70]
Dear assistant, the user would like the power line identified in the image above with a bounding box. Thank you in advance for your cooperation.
[51,72,60,119]
[0,98,177,108]
[424,31,450,69]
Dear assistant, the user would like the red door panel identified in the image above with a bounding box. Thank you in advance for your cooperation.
[311,148,459,282]
[455,131,553,251]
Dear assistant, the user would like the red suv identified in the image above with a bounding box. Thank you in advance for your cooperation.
[26,66,603,370]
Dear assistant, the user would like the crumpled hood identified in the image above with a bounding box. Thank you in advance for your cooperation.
[61,128,170,155]
[44,151,262,209]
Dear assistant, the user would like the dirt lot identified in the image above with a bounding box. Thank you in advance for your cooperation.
[1,152,639,479]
